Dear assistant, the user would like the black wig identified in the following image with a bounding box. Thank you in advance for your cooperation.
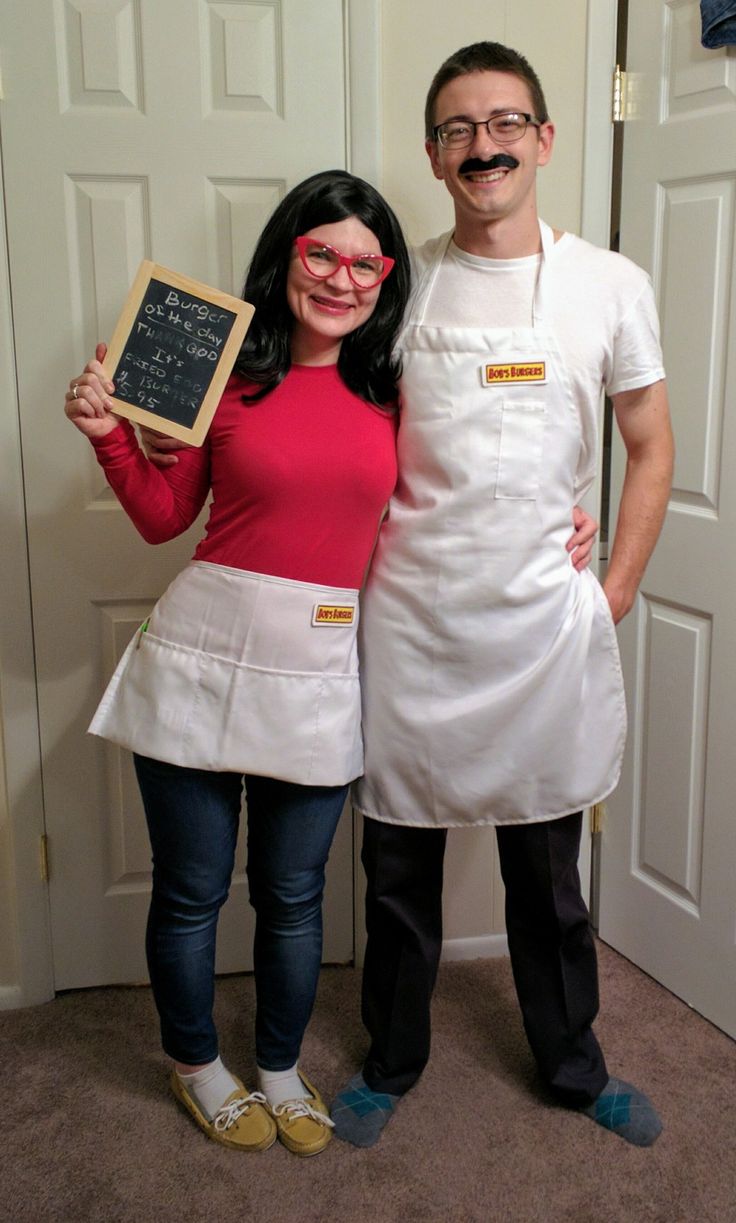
[234,169,411,408]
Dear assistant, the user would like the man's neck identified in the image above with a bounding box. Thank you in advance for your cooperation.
[452,209,542,260]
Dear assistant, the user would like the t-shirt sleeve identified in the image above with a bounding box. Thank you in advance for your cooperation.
[606,276,666,396]
[90,419,211,543]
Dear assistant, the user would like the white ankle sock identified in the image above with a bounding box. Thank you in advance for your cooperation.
[257,1063,310,1108]
[177,1056,240,1121]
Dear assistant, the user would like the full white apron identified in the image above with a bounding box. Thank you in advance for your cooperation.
[89,561,363,786]
[354,222,626,827]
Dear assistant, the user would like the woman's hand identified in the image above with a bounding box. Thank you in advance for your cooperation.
[64,342,121,439]
[567,505,599,572]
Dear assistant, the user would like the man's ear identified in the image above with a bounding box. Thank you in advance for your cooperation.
[425,139,445,180]
[536,121,555,168]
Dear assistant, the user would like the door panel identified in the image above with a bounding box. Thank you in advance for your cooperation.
[0,0,354,988]
[600,0,736,1038]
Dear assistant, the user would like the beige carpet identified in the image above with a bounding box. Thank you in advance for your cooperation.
[2,941,734,1223]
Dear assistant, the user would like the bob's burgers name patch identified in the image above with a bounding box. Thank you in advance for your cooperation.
[482,361,546,386]
[312,604,356,626]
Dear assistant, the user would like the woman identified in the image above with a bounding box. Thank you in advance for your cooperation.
[64,170,411,1157]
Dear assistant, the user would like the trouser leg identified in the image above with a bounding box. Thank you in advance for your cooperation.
[496,811,608,1107]
[134,753,242,1065]
[361,817,447,1096]
[245,776,347,1071]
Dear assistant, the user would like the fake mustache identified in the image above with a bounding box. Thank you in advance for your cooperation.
[459,153,520,174]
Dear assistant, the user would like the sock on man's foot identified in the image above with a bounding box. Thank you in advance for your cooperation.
[331,1072,400,1147]
[580,1076,662,1146]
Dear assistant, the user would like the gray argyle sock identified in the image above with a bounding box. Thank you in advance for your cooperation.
[580,1076,662,1146]
[331,1072,400,1147]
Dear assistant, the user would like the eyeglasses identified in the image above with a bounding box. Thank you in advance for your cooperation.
[432,111,541,150]
[294,236,395,290]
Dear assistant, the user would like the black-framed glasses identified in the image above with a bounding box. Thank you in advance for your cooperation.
[433,111,541,149]
[294,236,395,290]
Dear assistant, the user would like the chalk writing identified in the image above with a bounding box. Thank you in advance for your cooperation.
[109,277,237,427]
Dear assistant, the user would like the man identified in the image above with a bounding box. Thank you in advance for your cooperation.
[330,41,674,1150]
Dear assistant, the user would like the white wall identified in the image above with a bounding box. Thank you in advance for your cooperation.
[0,708,19,989]
[381,0,588,244]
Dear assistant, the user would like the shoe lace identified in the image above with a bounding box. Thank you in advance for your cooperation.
[213,1091,268,1132]
[272,1097,335,1128]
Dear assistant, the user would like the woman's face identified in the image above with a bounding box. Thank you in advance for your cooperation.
[286,216,385,365]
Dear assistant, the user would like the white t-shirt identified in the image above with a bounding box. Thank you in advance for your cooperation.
[406,227,665,498]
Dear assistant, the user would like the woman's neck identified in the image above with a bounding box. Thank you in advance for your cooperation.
[290,332,341,366]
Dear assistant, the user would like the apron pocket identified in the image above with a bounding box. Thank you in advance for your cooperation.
[197,660,363,782]
[90,631,364,785]
[90,632,207,759]
[495,401,547,499]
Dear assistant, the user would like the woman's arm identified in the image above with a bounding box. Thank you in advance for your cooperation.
[65,343,211,542]
[567,505,598,572]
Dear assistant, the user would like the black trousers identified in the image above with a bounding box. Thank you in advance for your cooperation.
[361,811,608,1107]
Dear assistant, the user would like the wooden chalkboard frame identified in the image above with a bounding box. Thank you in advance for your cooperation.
[103,261,255,446]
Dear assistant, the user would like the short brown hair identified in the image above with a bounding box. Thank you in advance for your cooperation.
[424,41,549,140]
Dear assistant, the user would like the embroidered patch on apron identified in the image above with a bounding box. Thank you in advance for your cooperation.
[481,361,547,386]
[312,604,356,626]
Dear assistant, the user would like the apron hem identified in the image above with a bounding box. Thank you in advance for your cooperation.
[353,780,622,829]
[90,730,363,788]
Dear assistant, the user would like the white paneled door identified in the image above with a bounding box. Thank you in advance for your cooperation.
[0,0,357,988]
[600,1,736,1038]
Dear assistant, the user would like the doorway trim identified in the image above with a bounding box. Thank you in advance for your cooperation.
[581,0,618,251]
[577,0,618,912]
[0,129,52,1009]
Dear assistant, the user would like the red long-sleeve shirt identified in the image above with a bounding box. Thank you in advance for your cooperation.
[91,365,398,589]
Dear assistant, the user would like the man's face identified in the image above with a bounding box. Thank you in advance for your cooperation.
[425,70,554,237]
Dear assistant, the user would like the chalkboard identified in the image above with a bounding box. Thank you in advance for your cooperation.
[103,261,255,445]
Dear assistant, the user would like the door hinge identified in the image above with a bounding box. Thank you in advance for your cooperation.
[612,65,627,123]
[39,834,50,883]
[590,803,607,835]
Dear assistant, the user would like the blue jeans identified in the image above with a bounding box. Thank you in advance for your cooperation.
[701,0,736,48]
[133,754,347,1069]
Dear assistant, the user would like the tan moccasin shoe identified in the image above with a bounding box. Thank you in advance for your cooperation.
[170,1071,277,1151]
[269,1071,334,1157]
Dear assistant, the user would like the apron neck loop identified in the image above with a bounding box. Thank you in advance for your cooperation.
[532,220,553,328]
[410,230,454,328]
[409,221,553,332]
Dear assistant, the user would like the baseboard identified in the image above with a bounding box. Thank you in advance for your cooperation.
[440,933,509,962]
[0,985,23,1011]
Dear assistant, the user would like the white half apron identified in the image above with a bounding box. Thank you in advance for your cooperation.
[354,222,626,828]
[89,561,363,786]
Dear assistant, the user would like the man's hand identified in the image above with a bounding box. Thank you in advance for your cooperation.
[139,426,192,468]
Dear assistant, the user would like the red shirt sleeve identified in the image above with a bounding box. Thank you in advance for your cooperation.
[90,419,211,543]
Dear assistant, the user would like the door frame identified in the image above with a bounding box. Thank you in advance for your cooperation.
[577,0,619,906]
[0,0,382,1009]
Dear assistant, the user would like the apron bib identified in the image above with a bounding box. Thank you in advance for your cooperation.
[89,561,363,786]
[354,223,626,827]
